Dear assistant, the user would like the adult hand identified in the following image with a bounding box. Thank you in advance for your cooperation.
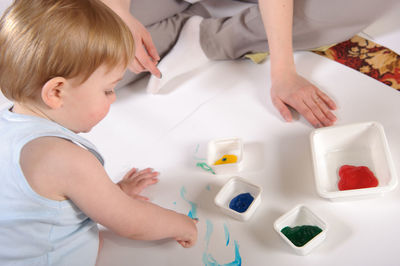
[270,71,337,128]
[100,0,161,77]
[125,16,161,78]
[117,167,159,200]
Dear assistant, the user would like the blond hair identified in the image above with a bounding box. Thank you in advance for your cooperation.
[0,0,135,102]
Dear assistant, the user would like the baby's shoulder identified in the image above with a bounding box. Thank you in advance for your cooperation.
[20,136,99,200]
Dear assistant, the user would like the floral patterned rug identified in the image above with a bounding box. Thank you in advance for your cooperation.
[313,35,400,90]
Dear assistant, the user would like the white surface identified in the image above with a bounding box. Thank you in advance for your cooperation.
[214,176,262,221]
[274,204,327,256]
[90,11,400,266]
[310,122,398,201]
[1,2,399,266]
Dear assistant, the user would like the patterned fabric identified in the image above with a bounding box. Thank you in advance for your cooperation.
[314,35,400,90]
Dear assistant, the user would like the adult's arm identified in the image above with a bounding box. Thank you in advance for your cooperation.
[259,0,336,127]
[101,0,161,77]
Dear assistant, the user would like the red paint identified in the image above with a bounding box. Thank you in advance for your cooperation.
[338,165,379,191]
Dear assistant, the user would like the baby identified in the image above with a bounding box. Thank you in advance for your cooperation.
[0,0,197,265]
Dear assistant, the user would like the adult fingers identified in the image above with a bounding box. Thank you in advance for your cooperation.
[317,90,337,110]
[142,32,160,62]
[134,41,161,78]
[314,92,337,123]
[138,53,161,78]
[271,96,293,122]
[129,57,145,74]
[292,98,322,128]
[303,95,333,127]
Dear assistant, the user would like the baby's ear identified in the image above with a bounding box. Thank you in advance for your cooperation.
[41,77,67,109]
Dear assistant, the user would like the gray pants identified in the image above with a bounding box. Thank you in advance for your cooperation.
[119,0,397,87]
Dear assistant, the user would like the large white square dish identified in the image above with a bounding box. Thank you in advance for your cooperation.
[310,121,398,201]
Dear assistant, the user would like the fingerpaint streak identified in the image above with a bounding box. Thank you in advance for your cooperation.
[202,220,242,266]
[224,241,241,266]
[196,162,216,174]
[223,224,230,246]
[180,186,198,219]
[205,219,214,248]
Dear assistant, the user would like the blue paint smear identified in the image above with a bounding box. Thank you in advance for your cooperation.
[203,241,241,266]
[205,219,214,248]
[180,186,198,219]
[206,185,211,191]
[223,224,230,246]
[203,220,242,266]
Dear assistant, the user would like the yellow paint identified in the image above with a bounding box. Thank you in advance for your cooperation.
[214,154,238,165]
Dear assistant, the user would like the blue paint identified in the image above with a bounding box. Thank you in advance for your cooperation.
[229,193,254,213]
[206,185,211,191]
[203,240,241,266]
[205,219,214,248]
[173,201,176,205]
[223,224,230,246]
[202,220,242,266]
[193,144,207,160]
[224,241,241,266]
[180,186,198,219]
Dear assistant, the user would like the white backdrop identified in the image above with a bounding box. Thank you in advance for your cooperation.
[1,1,400,266]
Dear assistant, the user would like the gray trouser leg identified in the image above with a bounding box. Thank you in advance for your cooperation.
[200,0,398,60]
[118,1,210,88]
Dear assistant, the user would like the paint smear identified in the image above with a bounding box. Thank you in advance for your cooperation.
[193,144,206,161]
[223,224,230,246]
[205,219,214,248]
[203,220,242,266]
[180,186,198,219]
[197,162,216,175]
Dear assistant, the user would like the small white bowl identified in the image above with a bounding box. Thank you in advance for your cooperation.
[207,137,243,175]
[274,205,327,256]
[310,121,398,201]
[214,176,262,221]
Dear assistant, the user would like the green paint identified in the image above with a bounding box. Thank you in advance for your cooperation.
[281,225,322,247]
[196,162,216,174]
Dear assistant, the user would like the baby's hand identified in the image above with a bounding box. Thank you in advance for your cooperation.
[175,217,198,248]
[117,168,159,200]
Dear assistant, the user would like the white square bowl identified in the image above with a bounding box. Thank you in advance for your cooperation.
[310,121,398,201]
[214,176,262,221]
[274,204,327,256]
[207,137,243,175]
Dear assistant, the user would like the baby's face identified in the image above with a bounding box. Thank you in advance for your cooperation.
[61,64,125,133]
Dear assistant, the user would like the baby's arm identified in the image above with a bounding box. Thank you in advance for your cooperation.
[20,137,197,247]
